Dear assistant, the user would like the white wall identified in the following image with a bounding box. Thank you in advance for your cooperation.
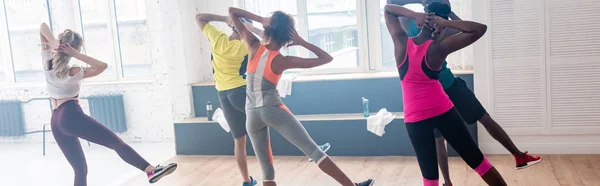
[473,0,600,154]
[180,0,236,83]
[0,0,235,143]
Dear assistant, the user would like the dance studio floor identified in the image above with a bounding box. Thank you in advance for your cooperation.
[0,142,175,186]
[124,154,600,186]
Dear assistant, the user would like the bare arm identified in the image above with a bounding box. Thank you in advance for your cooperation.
[449,12,461,21]
[387,0,424,34]
[229,7,264,51]
[196,13,229,30]
[384,5,421,43]
[244,21,264,38]
[40,23,57,50]
[384,4,423,65]
[388,0,462,38]
[75,53,108,78]
[441,12,463,37]
[272,33,333,74]
[57,44,108,78]
[430,17,487,56]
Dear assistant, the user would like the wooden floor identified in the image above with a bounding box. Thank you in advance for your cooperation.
[124,155,600,186]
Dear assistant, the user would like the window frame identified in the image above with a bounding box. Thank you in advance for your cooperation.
[239,0,472,76]
[73,0,151,82]
[0,0,152,85]
[241,0,378,75]
[0,0,54,84]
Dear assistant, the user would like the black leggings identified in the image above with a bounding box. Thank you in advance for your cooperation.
[406,107,492,185]
[51,100,150,186]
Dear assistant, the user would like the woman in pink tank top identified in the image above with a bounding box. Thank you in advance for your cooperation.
[384,2,506,186]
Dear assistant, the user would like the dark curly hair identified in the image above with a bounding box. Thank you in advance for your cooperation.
[264,11,295,46]
[425,2,451,20]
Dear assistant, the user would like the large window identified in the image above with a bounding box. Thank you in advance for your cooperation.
[244,0,363,73]
[115,0,152,77]
[76,0,152,81]
[78,0,118,80]
[244,0,470,74]
[3,0,51,82]
[306,0,359,70]
[0,0,152,84]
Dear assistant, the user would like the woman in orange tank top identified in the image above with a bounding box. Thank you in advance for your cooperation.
[229,7,374,186]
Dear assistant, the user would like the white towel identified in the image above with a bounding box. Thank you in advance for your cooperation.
[277,74,297,98]
[212,108,230,132]
[366,108,396,137]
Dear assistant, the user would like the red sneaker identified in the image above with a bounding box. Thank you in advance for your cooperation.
[514,151,542,170]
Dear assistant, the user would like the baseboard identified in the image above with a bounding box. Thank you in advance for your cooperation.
[480,143,600,154]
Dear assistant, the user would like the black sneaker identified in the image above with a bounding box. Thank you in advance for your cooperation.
[147,163,178,183]
[356,178,375,186]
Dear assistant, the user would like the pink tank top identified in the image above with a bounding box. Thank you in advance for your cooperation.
[397,38,454,123]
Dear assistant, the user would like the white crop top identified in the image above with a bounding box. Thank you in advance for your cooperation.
[41,43,85,99]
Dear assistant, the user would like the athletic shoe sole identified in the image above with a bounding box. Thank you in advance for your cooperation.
[149,164,178,183]
[366,178,375,186]
[358,178,375,186]
[309,143,331,162]
[516,157,542,170]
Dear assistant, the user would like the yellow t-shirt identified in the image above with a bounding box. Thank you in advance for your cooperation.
[203,24,249,91]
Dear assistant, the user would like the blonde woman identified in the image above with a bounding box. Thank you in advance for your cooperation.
[39,22,177,186]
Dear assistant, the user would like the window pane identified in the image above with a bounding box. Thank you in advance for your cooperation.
[244,0,298,16]
[115,0,152,77]
[79,0,117,80]
[5,0,51,82]
[0,46,5,82]
[307,0,359,70]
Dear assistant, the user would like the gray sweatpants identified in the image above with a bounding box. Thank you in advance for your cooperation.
[246,104,327,181]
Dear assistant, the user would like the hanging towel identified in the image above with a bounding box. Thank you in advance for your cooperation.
[212,108,230,133]
[366,108,396,136]
[277,74,298,98]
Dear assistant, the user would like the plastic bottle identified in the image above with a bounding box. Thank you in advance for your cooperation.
[206,101,214,121]
[362,97,369,117]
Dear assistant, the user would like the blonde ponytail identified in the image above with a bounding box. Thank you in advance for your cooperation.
[52,29,82,79]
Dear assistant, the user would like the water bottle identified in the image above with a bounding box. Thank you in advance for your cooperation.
[362,97,369,117]
[206,101,214,121]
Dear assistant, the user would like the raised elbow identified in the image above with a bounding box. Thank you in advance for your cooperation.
[384,5,392,13]
[40,22,48,31]
[475,24,488,37]
[228,7,238,16]
[99,63,108,71]
[324,55,334,63]
[479,24,488,34]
